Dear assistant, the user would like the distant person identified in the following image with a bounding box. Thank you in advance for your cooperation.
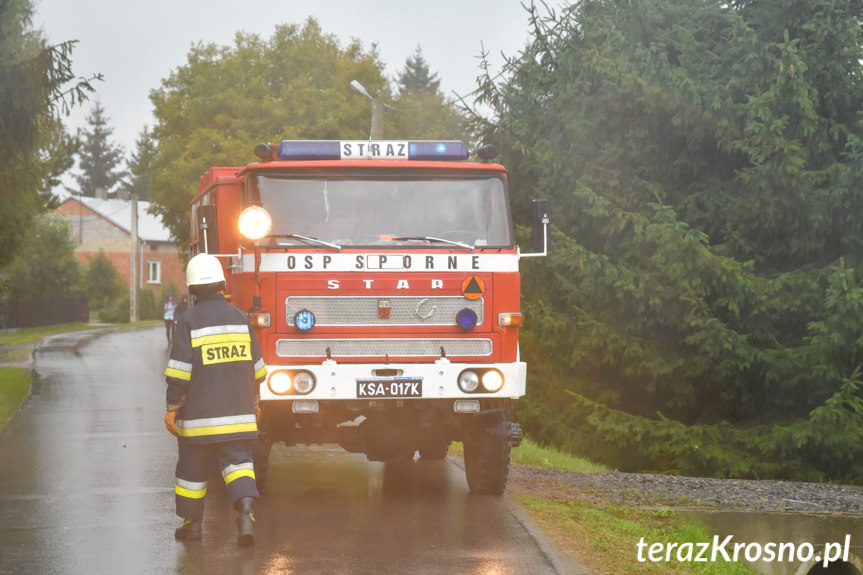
[163,294,176,346]
[163,253,266,546]
[173,294,188,336]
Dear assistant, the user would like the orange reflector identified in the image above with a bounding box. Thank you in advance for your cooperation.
[498,312,523,327]
[248,312,271,328]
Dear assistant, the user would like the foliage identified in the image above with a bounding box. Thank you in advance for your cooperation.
[148,18,391,247]
[72,101,127,197]
[127,126,155,201]
[395,46,441,96]
[467,0,863,480]
[388,47,466,141]
[0,0,98,269]
[137,287,160,321]
[148,18,469,248]
[84,252,125,320]
[2,214,84,298]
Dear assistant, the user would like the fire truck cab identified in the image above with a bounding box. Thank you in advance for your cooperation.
[190,139,549,495]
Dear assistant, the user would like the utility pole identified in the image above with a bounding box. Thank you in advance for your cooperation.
[371,97,384,139]
[350,80,384,139]
[129,192,138,322]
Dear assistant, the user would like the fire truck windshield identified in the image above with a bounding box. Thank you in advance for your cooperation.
[249,174,512,249]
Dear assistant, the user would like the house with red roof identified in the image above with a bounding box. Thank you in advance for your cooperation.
[53,194,185,300]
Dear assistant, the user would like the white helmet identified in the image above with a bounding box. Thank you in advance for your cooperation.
[186,253,225,287]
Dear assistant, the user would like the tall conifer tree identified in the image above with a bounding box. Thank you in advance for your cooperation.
[73,101,126,197]
[468,0,863,480]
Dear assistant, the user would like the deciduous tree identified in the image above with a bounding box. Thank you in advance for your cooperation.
[147,18,391,246]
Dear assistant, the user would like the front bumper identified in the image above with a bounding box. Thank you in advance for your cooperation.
[259,361,526,401]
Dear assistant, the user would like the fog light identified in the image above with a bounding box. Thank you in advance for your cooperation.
[293,371,315,394]
[458,370,480,393]
[292,400,319,413]
[268,371,292,395]
[481,369,505,392]
[454,399,480,413]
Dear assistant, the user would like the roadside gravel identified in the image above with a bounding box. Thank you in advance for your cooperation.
[508,464,863,514]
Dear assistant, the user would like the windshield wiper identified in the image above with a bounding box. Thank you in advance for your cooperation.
[264,234,341,251]
[388,236,474,250]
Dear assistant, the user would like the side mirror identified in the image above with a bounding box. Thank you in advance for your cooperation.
[531,199,550,254]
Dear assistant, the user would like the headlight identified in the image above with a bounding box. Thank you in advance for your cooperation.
[458,370,480,393]
[481,369,504,392]
[267,370,316,395]
[458,369,505,394]
[293,371,315,394]
[238,206,272,240]
[268,371,293,394]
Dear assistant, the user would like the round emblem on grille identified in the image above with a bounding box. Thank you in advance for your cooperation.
[415,298,436,320]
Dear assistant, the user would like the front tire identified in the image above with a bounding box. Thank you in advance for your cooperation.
[463,419,511,495]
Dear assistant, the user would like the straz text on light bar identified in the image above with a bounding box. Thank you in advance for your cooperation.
[276,140,470,162]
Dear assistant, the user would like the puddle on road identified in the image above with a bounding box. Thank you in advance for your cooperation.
[691,510,863,575]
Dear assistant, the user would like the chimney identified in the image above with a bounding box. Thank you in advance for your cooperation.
[95,186,107,200]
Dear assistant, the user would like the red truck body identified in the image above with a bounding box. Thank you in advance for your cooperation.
[189,140,546,494]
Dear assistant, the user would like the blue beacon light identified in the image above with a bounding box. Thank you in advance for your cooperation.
[294,310,316,332]
[456,308,479,331]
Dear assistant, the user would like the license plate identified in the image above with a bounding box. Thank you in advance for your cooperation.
[356,377,423,398]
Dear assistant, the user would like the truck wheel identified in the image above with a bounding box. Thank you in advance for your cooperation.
[253,436,272,496]
[463,419,511,495]
[418,440,451,461]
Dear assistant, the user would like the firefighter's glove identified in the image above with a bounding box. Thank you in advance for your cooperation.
[255,401,261,422]
[164,409,178,436]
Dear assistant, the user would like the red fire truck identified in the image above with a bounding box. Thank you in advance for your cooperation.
[190,139,549,495]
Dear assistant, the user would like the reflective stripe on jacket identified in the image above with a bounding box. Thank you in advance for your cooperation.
[165,293,266,444]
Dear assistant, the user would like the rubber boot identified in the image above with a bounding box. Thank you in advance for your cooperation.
[174,519,202,541]
[235,497,255,547]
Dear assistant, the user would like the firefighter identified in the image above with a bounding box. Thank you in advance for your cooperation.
[163,253,267,546]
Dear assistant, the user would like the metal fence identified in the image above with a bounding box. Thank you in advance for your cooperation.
[0,295,89,329]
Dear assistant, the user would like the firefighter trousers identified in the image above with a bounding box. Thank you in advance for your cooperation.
[174,440,259,521]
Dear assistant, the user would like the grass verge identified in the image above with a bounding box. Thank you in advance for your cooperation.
[0,322,97,347]
[0,367,29,430]
[519,497,756,574]
[454,439,756,572]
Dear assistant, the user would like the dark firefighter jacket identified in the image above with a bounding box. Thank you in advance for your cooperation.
[164,292,267,444]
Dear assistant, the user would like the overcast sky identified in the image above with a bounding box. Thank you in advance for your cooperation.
[34,0,540,159]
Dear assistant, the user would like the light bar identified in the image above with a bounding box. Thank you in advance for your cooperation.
[276,140,469,162]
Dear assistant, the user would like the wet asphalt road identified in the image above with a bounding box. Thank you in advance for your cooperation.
[0,326,570,575]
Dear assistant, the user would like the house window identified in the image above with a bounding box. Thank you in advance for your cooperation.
[147,260,161,284]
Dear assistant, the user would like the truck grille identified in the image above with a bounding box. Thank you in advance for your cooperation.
[285,296,484,327]
[275,338,493,358]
